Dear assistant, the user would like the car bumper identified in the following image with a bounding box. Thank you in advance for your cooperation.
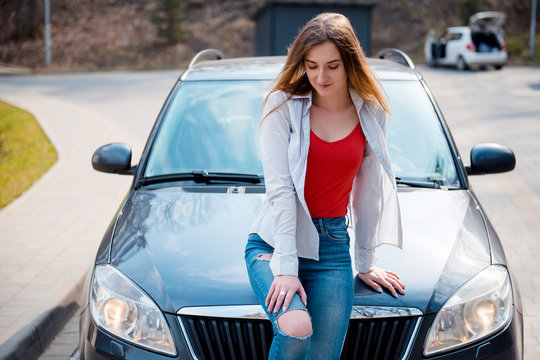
[463,51,507,65]
[79,305,523,359]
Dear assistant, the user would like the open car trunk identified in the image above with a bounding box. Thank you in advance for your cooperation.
[471,32,503,52]
[469,11,506,31]
[469,11,505,52]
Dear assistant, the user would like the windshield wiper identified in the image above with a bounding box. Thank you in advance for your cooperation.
[395,177,441,189]
[140,170,263,186]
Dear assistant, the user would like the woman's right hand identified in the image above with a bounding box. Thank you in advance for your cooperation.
[266,275,308,315]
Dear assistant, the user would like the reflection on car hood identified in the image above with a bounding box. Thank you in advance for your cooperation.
[110,186,490,315]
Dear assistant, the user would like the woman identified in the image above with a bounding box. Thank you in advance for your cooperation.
[245,12,405,360]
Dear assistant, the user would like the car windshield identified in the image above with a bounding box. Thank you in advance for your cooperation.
[144,79,460,188]
[384,80,460,187]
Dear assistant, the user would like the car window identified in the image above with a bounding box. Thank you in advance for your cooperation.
[447,33,463,41]
[144,79,460,188]
[440,32,462,42]
[384,80,460,187]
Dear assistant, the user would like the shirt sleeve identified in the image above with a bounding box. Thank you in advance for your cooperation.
[260,93,299,277]
[356,103,387,274]
[356,247,376,273]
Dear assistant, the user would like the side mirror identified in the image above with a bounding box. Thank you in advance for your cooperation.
[466,143,515,175]
[92,143,135,175]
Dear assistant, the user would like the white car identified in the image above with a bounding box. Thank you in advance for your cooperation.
[425,11,507,70]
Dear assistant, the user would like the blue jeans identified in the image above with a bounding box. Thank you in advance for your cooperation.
[244,216,354,360]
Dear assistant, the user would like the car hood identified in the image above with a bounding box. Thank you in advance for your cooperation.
[110,186,491,315]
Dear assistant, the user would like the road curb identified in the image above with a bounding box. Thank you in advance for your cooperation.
[0,63,31,76]
[0,275,86,360]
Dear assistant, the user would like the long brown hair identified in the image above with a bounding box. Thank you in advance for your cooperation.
[263,12,389,114]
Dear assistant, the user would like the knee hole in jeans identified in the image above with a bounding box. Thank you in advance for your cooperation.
[276,309,312,338]
[256,253,272,261]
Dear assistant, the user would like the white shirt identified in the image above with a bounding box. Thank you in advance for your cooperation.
[250,88,403,276]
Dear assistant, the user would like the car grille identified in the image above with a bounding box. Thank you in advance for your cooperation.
[340,317,419,360]
[179,314,420,360]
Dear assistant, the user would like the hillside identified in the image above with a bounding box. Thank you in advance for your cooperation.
[0,0,537,70]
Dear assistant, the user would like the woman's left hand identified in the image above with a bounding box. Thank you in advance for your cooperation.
[357,267,405,298]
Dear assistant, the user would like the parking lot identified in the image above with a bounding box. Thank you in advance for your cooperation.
[1,64,539,359]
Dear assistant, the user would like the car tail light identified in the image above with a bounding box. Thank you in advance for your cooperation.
[500,42,506,51]
[466,43,476,52]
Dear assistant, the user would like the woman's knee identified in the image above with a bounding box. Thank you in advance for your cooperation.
[276,309,312,338]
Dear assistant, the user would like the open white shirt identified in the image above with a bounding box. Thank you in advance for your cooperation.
[250,88,403,276]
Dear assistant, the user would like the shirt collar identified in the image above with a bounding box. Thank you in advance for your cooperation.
[290,93,311,100]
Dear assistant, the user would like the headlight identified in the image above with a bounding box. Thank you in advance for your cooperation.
[424,265,512,356]
[90,264,177,356]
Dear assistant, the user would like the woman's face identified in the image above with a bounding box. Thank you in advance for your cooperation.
[304,41,348,98]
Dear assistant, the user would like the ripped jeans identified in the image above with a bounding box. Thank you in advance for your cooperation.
[244,216,354,360]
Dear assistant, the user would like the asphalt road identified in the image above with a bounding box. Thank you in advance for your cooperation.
[1,64,538,359]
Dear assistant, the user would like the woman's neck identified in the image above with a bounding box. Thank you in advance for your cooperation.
[312,87,352,111]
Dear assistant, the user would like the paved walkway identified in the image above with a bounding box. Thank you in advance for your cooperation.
[0,89,142,358]
[37,314,78,360]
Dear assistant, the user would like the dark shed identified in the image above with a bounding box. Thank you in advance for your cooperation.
[252,0,375,56]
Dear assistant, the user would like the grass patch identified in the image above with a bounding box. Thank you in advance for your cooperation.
[505,30,540,65]
[0,101,57,209]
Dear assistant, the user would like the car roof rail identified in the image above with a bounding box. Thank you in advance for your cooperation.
[187,49,224,69]
[377,48,415,69]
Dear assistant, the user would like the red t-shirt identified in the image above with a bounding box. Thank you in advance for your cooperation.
[305,123,366,218]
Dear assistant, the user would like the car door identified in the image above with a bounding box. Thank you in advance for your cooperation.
[443,30,465,65]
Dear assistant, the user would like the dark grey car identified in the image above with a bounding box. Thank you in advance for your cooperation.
[80,49,522,359]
